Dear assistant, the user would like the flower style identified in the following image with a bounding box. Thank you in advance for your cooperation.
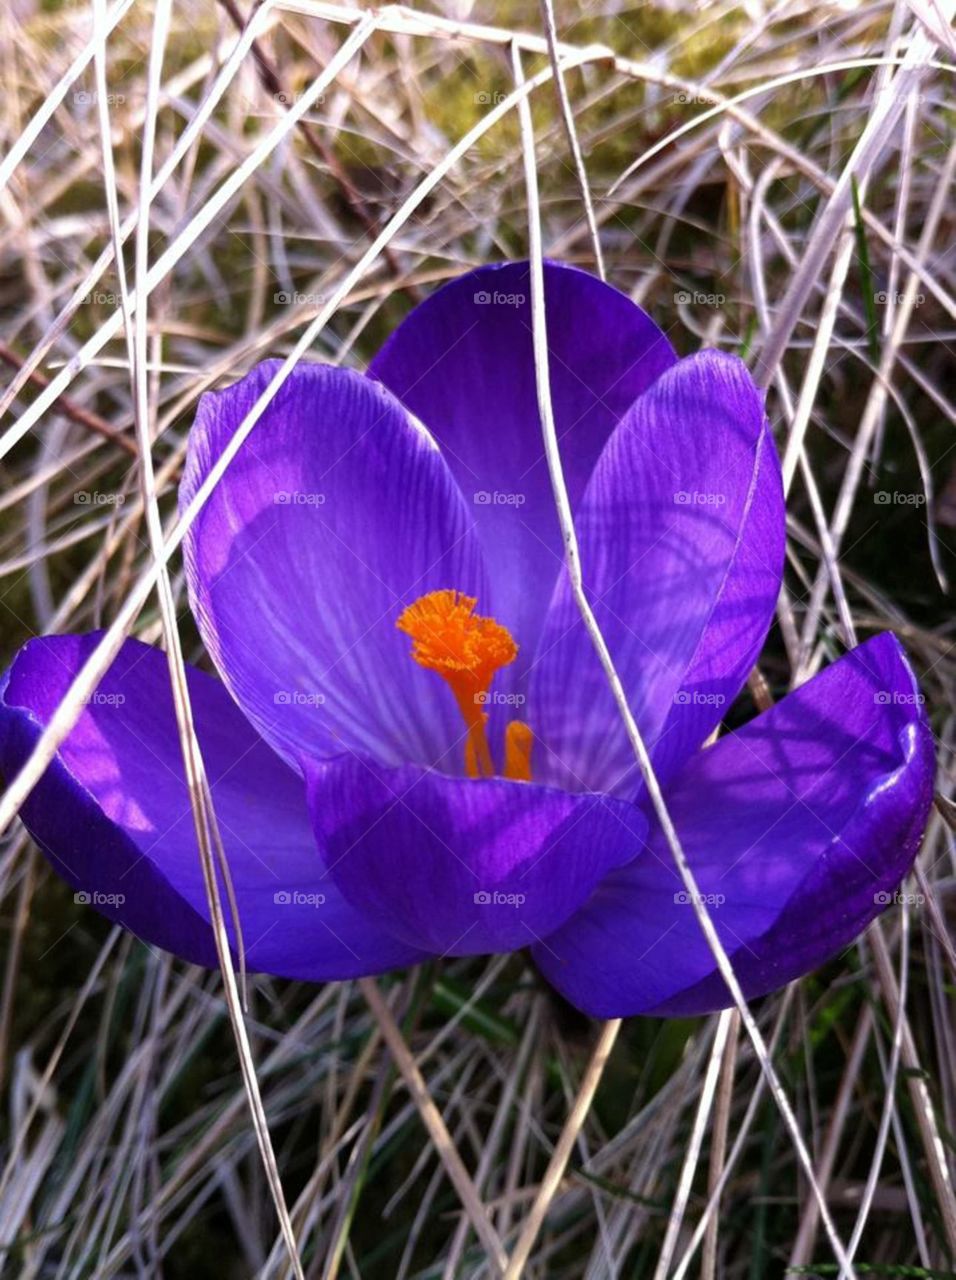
[0,261,934,1016]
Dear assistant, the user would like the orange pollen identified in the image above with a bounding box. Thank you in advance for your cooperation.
[396,589,531,781]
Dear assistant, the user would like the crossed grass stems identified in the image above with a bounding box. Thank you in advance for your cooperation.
[1,0,955,1275]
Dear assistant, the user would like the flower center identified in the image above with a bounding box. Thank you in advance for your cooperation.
[397,589,533,781]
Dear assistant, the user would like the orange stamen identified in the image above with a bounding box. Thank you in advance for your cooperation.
[503,720,534,782]
[397,589,519,779]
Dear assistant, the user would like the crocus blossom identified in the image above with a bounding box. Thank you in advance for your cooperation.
[0,261,934,1016]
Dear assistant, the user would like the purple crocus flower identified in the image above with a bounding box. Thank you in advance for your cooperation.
[0,261,934,1017]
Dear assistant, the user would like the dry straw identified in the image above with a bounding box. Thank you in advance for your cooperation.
[1,1,954,1276]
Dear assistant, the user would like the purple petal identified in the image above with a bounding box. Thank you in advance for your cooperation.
[529,351,785,795]
[533,633,935,1018]
[0,635,427,979]
[181,360,487,772]
[305,755,645,957]
[369,260,677,664]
